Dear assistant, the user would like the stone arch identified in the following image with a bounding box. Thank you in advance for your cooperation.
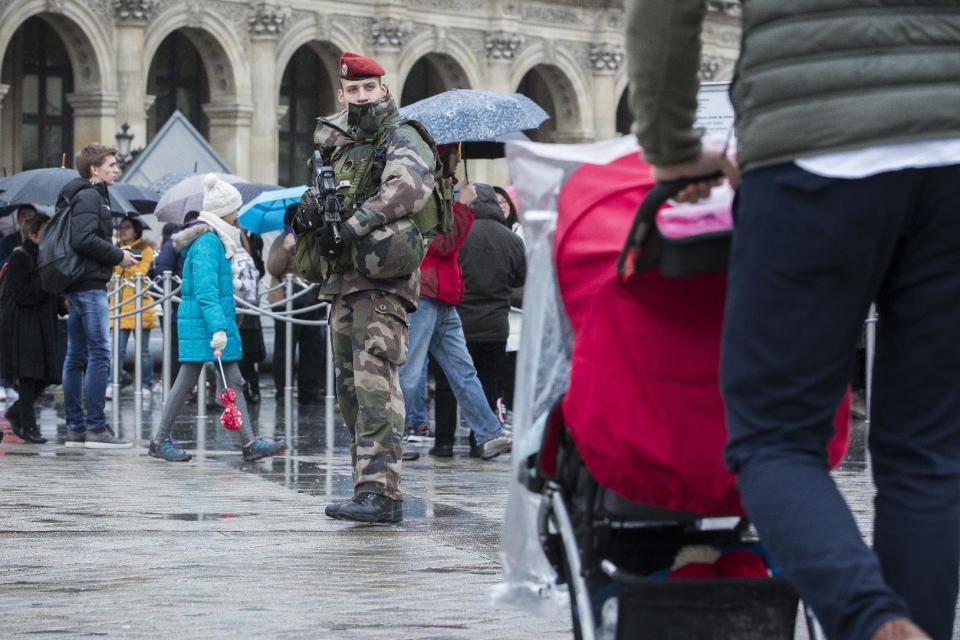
[512,44,592,142]
[397,30,481,97]
[144,6,250,105]
[0,0,115,93]
[275,18,365,98]
[399,52,473,107]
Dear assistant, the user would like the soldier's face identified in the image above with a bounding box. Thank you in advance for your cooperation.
[338,78,387,106]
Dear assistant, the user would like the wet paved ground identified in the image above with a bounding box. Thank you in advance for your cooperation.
[1,386,956,638]
[0,384,570,639]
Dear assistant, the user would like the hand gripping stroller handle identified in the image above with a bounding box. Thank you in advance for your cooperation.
[616,171,725,280]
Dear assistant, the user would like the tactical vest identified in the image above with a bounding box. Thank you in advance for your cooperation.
[296,114,452,284]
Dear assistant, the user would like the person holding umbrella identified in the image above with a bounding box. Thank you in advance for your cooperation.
[148,174,285,463]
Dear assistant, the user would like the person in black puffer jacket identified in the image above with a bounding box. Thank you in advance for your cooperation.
[434,184,525,444]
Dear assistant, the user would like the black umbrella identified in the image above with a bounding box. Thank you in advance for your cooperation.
[460,131,531,160]
[0,167,138,217]
[111,182,160,215]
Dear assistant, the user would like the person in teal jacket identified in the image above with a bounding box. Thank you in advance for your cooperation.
[148,174,285,463]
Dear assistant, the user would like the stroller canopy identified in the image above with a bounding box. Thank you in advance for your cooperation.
[555,151,849,516]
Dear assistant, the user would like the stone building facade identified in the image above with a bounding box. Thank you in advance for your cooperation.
[0,0,740,185]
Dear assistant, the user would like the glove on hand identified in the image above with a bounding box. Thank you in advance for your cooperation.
[316,223,343,261]
[210,330,227,352]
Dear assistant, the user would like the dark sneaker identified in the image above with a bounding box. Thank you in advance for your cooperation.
[478,431,512,460]
[336,493,402,524]
[64,429,85,448]
[84,427,133,449]
[429,444,454,458]
[241,437,286,462]
[148,437,192,462]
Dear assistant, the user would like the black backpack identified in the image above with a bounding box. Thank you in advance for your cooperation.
[39,193,87,294]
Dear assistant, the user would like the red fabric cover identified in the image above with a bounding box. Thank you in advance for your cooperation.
[338,52,385,80]
[556,152,850,516]
[418,201,473,305]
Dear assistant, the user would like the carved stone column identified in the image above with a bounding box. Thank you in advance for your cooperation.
[589,42,624,141]
[204,102,254,178]
[247,2,290,184]
[484,31,523,93]
[368,17,409,90]
[67,92,120,151]
[113,0,155,148]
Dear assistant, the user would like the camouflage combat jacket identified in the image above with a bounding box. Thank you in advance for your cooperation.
[312,94,435,311]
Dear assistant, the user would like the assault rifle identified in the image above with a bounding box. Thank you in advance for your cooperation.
[294,149,343,253]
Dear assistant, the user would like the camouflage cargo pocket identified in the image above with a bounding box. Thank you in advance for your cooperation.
[363,294,409,366]
[351,218,426,280]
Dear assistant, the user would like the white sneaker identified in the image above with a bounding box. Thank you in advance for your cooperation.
[105,385,113,400]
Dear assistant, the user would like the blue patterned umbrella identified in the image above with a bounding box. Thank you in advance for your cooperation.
[400,90,549,145]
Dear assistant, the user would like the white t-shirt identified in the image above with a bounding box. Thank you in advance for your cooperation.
[796,138,960,179]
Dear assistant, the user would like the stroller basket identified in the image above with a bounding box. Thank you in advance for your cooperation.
[608,568,798,640]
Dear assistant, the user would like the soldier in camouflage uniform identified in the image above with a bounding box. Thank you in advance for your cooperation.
[310,53,436,524]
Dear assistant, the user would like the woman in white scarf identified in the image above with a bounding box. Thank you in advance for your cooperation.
[148,174,285,463]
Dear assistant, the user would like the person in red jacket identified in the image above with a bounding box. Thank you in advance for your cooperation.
[397,146,512,460]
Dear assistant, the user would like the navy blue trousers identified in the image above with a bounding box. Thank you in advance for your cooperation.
[721,163,960,640]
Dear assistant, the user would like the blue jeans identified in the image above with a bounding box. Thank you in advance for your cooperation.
[398,297,501,444]
[63,289,112,432]
[118,328,154,387]
[721,163,960,640]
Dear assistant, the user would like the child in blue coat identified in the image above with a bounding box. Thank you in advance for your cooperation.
[148,175,285,462]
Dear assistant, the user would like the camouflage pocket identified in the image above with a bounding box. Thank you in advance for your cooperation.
[363,294,409,366]
[351,218,426,280]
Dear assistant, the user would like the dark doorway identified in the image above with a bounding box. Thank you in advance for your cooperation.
[278,45,335,187]
[147,31,209,139]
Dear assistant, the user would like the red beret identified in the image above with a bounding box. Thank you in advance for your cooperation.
[339,52,386,80]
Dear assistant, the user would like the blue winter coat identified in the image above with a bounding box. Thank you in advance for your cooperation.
[173,225,242,362]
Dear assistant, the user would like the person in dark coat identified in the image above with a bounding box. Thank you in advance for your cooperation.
[0,213,59,443]
[433,184,525,444]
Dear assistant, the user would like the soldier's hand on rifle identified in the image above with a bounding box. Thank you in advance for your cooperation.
[316,223,342,260]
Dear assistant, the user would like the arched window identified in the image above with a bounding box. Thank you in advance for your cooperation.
[147,32,209,139]
[516,68,557,143]
[400,57,446,107]
[8,17,74,170]
[278,45,334,187]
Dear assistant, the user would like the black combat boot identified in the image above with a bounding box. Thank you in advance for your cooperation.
[335,493,402,523]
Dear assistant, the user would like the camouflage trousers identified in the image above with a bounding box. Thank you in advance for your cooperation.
[330,290,409,501]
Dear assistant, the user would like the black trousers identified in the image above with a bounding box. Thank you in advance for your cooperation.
[434,341,506,447]
[721,163,960,640]
[273,316,326,399]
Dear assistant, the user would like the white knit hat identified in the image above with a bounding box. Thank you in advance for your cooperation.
[201,173,242,218]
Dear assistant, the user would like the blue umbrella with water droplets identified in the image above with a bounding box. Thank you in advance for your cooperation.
[400,89,549,145]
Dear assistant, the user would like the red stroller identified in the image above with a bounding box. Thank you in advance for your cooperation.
[499,141,850,640]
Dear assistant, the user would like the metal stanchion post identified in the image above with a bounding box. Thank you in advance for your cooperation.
[325,303,335,449]
[133,273,144,439]
[110,275,121,424]
[864,303,878,471]
[162,271,172,403]
[284,274,294,406]
[198,362,207,419]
